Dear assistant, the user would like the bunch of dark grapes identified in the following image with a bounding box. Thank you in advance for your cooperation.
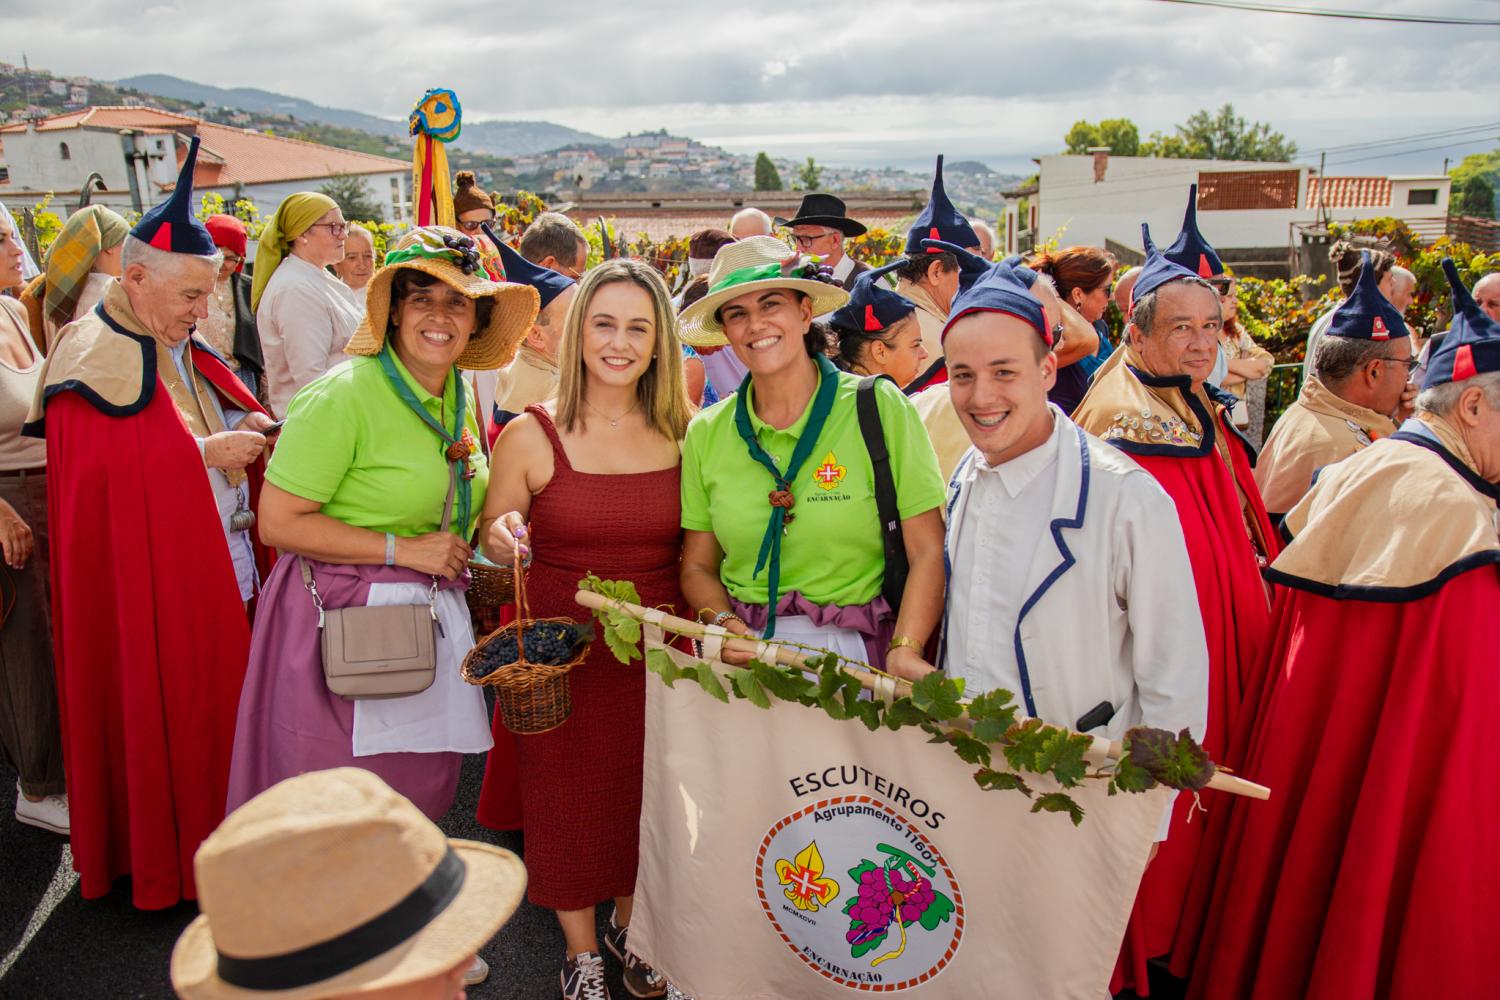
[470,621,590,678]
[845,865,936,944]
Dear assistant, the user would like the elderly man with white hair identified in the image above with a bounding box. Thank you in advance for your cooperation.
[21,138,274,910]
[729,206,773,239]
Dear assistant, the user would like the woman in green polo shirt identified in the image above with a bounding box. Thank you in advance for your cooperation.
[227,228,539,860]
[678,236,947,679]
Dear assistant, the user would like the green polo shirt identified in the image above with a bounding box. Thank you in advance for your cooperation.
[681,369,944,607]
[267,353,489,538]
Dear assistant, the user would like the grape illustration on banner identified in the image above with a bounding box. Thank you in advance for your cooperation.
[842,844,956,966]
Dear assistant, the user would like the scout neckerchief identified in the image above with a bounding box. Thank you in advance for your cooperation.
[734,353,839,637]
[377,346,473,535]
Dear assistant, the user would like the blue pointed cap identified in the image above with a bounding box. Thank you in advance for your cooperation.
[1132,223,1202,302]
[486,225,575,311]
[130,135,217,256]
[905,155,979,254]
[1328,251,1409,343]
[1423,257,1500,389]
[1163,184,1224,279]
[917,240,1047,346]
[828,260,916,334]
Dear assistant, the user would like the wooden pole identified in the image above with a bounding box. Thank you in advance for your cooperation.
[575,591,1269,801]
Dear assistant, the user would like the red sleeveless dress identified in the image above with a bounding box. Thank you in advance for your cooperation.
[476,405,685,909]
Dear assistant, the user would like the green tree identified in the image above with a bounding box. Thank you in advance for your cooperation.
[1450,149,1500,219]
[1142,104,1297,162]
[754,152,784,192]
[796,156,823,191]
[317,173,385,222]
[1063,118,1140,156]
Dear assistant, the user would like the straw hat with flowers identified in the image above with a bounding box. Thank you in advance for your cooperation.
[170,768,526,999]
[677,235,849,348]
[345,226,539,370]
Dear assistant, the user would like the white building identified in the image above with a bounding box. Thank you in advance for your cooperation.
[1000,152,1451,265]
[0,106,410,223]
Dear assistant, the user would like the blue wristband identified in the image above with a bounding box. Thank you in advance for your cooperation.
[384,532,396,567]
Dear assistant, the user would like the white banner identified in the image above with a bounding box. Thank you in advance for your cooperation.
[630,637,1171,1000]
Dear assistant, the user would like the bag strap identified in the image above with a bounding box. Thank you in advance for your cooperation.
[857,375,908,612]
[439,457,458,535]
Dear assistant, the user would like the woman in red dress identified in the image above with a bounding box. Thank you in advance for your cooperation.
[478,259,693,1000]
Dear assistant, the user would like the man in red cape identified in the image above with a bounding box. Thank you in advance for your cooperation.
[1186,259,1500,1000]
[1073,216,1277,994]
[22,137,272,909]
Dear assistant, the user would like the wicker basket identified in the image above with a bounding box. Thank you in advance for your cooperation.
[460,552,588,735]
[465,559,514,635]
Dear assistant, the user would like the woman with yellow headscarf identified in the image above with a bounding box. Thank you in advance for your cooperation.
[252,192,364,417]
[19,205,129,352]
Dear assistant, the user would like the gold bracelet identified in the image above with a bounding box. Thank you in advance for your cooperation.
[887,635,922,654]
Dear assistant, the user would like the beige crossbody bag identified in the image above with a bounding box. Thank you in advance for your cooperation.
[301,464,457,700]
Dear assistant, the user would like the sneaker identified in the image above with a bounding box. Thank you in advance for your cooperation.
[664,986,694,1000]
[604,909,666,998]
[15,785,69,835]
[561,950,610,1000]
[462,955,488,986]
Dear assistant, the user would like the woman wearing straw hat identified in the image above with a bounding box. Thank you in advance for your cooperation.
[479,257,693,1000]
[171,768,527,999]
[227,229,538,843]
[253,192,365,417]
[677,236,948,680]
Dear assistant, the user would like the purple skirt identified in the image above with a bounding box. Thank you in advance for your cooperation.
[226,558,468,820]
[730,590,895,668]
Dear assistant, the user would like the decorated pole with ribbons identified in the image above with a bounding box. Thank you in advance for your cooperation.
[408,88,462,228]
[574,588,1269,803]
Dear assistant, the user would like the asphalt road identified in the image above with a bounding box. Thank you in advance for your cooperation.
[0,746,629,1000]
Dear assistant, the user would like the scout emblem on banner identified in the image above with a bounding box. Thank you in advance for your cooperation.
[759,803,963,990]
[409,88,461,228]
[572,586,1269,1000]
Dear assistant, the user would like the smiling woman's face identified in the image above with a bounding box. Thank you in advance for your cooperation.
[389,274,476,387]
[719,288,812,380]
[579,279,656,390]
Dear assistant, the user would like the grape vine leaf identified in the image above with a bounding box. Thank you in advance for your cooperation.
[752,660,814,702]
[1036,729,1091,788]
[644,647,681,688]
[1031,791,1085,826]
[948,733,992,768]
[731,667,772,709]
[695,661,730,703]
[1125,727,1215,791]
[910,672,966,721]
[882,698,928,732]
[1001,718,1048,772]
[600,610,642,664]
[577,574,641,605]
[918,890,955,932]
[974,769,1032,797]
[1111,750,1159,794]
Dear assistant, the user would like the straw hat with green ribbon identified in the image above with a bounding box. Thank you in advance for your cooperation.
[344,226,539,371]
[677,235,849,348]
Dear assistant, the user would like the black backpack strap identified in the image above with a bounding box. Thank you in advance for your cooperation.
[903,357,947,396]
[857,375,909,613]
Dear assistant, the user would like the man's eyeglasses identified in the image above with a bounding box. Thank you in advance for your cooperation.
[1382,355,1419,371]
[221,252,244,266]
[791,232,838,248]
[308,222,349,238]
[456,218,494,234]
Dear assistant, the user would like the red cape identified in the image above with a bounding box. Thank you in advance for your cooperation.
[38,344,267,909]
[1186,566,1500,1000]
[1110,413,1279,994]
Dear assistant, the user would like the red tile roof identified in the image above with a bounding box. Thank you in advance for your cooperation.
[1,106,407,187]
[1306,176,1391,209]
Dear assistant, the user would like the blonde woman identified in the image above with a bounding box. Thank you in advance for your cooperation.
[478,259,692,1000]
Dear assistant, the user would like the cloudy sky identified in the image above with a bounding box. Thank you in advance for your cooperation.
[3,0,1497,174]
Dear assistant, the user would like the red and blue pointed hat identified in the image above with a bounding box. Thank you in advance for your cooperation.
[828,260,915,335]
[1163,184,1224,279]
[130,135,218,256]
[484,225,575,311]
[1329,250,1408,342]
[919,239,1048,346]
[1132,222,1202,302]
[905,155,979,255]
[1423,257,1500,389]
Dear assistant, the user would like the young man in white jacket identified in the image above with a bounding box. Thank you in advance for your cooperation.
[900,256,1209,845]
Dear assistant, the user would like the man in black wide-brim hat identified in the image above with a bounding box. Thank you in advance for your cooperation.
[777,192,870,289]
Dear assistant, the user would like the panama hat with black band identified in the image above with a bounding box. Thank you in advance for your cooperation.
[170,768,526,999]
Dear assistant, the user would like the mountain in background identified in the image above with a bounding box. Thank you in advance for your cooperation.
[113,74,609,156]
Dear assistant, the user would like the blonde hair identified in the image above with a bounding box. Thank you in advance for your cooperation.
[556,259,692,440]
